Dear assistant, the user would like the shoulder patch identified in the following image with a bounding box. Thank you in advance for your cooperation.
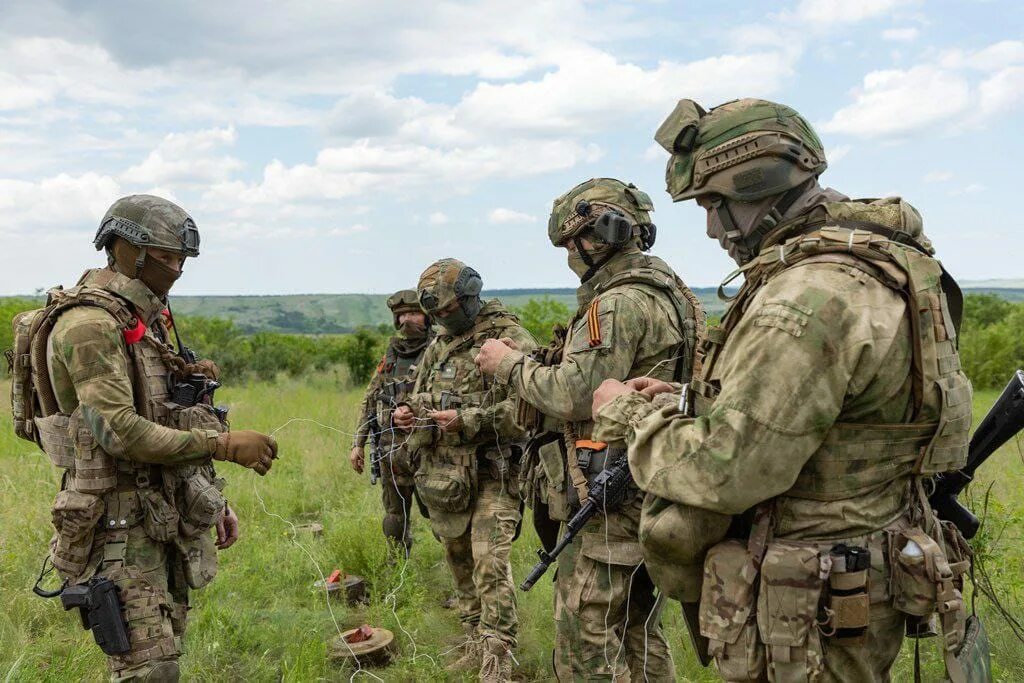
[753,299,812,338]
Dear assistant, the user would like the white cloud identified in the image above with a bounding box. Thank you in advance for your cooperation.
[207,139,603,205]
[823,40,1024,138]
[123,127,241,186]
[828,144,852,163]
[924,170,954,182]
[0,172,121,234]
[790,0,919,28]
[951,183,986,196]
[882,27,920,42]
[488,208,537,224]
[428,212,449,226]
[821,66,970,137]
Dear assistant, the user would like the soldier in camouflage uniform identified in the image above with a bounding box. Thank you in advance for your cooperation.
[476,178,703,681]
[349,289,434,556]
[592,99,979,682]
[392,259,536,683]
[22,195,277,681]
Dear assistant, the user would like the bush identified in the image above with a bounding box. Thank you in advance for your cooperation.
[514,296,572,344]
[959,294,1024,390]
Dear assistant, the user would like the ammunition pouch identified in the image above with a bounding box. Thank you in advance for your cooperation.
[138,489,179,543]
[819,544,871,646]
[700,540,765,681]
[51,489,105,578]
[538,437,569,521]
[757,541,826,682]
[174,532,218,589]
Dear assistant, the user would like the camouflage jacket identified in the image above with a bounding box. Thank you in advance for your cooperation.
[405,299,537,458]
[352,333,432,451]
[594,198,971,541]
[48,269,217,464]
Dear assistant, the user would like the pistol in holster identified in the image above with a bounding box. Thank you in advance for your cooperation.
[59,577,131,655]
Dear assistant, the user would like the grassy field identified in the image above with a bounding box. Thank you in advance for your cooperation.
[0,374,1021,681]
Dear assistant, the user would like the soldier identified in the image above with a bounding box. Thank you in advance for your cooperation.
[592,99,978,681]
[349,289,434,556]
[392,258,536,682]
[18,195,277,681]
[475,178,703,681]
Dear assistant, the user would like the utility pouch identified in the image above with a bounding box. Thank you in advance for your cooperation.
[538,438,570,521]
[51,489,104,577]
[70,409,116,495]
[174,404,227,433]
[174,533,218,589]
[34,413,76,469]
[415,458,473,514]
[757,542,826,682]
[58,576,131,655]
[138,489,179,543]
[821,544,871,646]
[700,540,766,681]
[177,467,226,538]
[890,527,944,617]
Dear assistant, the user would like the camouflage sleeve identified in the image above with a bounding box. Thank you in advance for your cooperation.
[352,370,380,449]
[406,338,440,414]
[494,289,671,422]
[459,324,539,441]
[52,315,214,465]
[594,264,908,514]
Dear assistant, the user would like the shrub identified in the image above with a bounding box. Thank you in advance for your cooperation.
[514,297,572,344]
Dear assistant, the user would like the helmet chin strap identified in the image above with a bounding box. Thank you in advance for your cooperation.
[711,181,813,263]
[572,234,619,283]
[133,246,148,278]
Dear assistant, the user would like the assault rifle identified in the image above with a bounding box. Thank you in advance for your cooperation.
[367,412,382,486]
[930,369,1024,539]
[520,449,631,591]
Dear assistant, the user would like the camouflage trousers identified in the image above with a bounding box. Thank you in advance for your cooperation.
[553,502,674,681]
[440,476,521,647]
[817,604,904,682]
[98,526,187,682]
[378,444,421,557]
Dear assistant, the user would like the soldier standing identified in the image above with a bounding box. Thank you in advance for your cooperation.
[349,289,434,556]
[392,258,536,683]
[16,195,277,681]
[592,99,979,681]
[475,178,703,681]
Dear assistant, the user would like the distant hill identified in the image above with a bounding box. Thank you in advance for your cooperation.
[6,285,1023,334]
[168,288,729,334]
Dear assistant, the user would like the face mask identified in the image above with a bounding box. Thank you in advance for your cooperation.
[436,297,481,335]
[138,256,182,298]
[566,239,616,281]
[704,196,777,265]
[398,318,427,339]
[111,240,182,298]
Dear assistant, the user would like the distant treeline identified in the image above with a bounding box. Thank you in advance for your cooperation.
[1,294,1021,390]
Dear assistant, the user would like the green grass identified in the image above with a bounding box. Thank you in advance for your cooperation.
[1,379,1021,681]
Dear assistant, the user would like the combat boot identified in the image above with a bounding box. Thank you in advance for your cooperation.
[478,636,512,683]
[450,623,481,671]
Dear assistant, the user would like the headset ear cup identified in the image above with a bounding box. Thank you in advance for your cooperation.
[593,211,633,247]
[455,267,483,298]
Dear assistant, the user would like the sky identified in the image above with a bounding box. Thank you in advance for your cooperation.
[1,0,1022,295]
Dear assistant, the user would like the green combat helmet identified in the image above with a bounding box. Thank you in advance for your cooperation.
[386,289,425,328]
[548,177,656,249]
[417,258,483,335]
[655,98,827,261]
[549,178,657,282]
[93,194,201,297]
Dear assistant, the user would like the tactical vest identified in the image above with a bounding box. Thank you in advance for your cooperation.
[680,204,975,682]
[413,304,523,536]
[14,269,226,586]
[560,255,706,511]
[372,335,430,447]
